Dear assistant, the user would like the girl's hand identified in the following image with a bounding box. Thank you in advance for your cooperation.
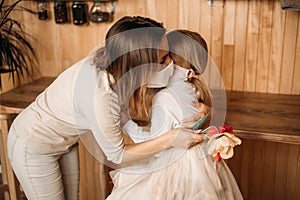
[170,128,207,149]
[180,102,211,128]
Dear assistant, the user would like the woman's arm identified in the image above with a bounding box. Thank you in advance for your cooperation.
[121,92,209,143]
[91,80,205,166]
[122,127,203,164]
[121,103,176,143]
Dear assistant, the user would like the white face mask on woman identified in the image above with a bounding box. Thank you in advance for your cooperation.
[147,61,174,88]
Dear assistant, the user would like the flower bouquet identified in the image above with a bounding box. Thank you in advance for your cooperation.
[202,125,242,161]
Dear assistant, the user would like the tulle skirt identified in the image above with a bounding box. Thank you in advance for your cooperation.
[106,144,243,200]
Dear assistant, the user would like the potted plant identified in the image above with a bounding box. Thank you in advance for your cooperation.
[0,0,37,90]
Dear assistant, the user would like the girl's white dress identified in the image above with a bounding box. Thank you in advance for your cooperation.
[106,66,243,200]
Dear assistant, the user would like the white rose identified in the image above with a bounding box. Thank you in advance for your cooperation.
[207,133,241,159]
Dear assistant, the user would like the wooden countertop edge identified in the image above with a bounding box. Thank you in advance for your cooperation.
[0,79,299,145]
[0,105,23,114]
[234,129,300,145]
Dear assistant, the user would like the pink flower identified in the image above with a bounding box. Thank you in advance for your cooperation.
[207,127,219,136]
[207,126,234,136]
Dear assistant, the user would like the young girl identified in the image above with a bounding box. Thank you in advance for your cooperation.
[107,30,243,200]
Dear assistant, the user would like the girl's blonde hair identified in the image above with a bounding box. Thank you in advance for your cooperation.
[167,30,212,108]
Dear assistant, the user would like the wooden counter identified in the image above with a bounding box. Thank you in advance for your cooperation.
[225,91,300,145]
[225,91,300,200]
[0,77,55,113]
[0,79,299,200]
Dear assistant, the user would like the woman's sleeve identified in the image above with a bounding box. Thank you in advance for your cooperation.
[91,86,125,164]
[123,91,179,143]
[122,120,152,143]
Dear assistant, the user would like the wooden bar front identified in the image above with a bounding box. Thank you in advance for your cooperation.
[225,91,300,200]
[0,78,299,200]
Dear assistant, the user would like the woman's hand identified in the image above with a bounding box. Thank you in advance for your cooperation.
[121,126,206,165]
[180,102,211,128]
[170,128,207,149]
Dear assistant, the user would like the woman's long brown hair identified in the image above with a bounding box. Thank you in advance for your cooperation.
[93,16,166,121]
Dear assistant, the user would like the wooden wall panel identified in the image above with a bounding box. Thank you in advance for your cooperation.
[239,139,254,200]
[285,144,299,200]
[261,142,277,200]
[2,0,300,95]
[244,0,260,92]
[293,18,300,94]
[249,140,264,200]
[255,0,274,93]
[199,0,212,86]
[296,150,300,200]
[232,0,248,91]
[222,1,235,90]
[227,139,300,200]
[280,11,299,94]
[210,1,224,90]
[165,0,179,28]
[178,0,189,29]
[188,0,200,30]
[274,143,289,200]
[268,1,286,94]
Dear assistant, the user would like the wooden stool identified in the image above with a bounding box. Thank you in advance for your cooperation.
[0,113,21,200]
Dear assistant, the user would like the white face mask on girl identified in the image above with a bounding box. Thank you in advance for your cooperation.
[147,61,174,88]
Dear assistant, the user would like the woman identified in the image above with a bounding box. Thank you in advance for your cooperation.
[7,16,205,200]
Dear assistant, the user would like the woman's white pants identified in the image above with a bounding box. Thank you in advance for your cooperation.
[7,129,79,200]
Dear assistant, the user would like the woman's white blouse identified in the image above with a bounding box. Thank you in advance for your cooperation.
[12,56,125,164]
